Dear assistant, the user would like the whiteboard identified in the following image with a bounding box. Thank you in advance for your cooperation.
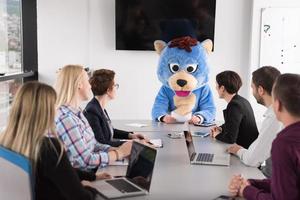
[260,8,300,74]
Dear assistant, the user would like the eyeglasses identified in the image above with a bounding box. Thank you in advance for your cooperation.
[114,83,119,89]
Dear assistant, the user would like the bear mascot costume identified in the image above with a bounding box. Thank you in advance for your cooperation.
[152,19,216,124]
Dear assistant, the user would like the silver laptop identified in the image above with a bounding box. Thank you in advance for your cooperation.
[184,131,230,166]
[92,141,157,199]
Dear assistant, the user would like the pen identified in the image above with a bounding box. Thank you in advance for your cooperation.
[113,175,124,178]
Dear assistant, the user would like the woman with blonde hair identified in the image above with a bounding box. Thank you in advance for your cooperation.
[0,82,104,199]
[55,65,132,171]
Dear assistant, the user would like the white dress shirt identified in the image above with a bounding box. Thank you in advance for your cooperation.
[236,106,283,167]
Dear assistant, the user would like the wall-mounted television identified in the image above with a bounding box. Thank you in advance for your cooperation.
[116,0,216,51]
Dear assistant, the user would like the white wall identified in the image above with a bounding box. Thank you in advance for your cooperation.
[250,0,300,70]
[37,0,90,85]
[87,0,252,120]
[248,0,300,120]
[38,0,278,121]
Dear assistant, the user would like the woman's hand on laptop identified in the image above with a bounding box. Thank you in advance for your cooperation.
[136,139,156,149]
[129,132,150,142]
[96,172,112,180]
[81,180,93,187]
[210,126,222,138]
[118,141,133,158]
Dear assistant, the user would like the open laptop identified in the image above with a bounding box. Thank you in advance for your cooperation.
[92,141,157,199]
[184,131,230,166]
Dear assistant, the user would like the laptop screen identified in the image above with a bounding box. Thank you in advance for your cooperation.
[184,131,197,161]
[126,141,157,192]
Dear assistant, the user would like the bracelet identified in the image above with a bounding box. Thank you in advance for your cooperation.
[128,132,133,139]
[113,150,119,160]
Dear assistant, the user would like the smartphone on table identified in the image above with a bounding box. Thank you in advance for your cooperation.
[191,131,210,137]
[167,132,183,139]
[194,122,216,127]
[213,195,237,200]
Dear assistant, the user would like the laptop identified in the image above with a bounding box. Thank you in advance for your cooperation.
[184,131,230,166]
[92,141,157,199]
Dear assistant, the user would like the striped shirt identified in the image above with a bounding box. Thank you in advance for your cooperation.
[55,105,110,171]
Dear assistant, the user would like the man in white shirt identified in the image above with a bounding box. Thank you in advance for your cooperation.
[227,66,282,177]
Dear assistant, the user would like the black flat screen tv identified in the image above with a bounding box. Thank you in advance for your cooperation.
[116,0,216,50]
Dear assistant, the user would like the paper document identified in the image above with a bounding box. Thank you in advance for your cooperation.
[109,158,129,166]
[120,139,163,148]
[150,139,163,148]
[125,123,148,127]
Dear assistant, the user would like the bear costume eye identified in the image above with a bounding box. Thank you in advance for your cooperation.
[186,64,198,73]
[169,63,180,73]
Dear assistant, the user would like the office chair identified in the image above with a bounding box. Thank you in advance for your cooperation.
[0,146,33,200]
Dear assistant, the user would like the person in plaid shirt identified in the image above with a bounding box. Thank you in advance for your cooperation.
[55,65,132,171]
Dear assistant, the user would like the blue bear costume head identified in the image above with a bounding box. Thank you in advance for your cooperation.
[152,19,216,123]
[157,37,210,93]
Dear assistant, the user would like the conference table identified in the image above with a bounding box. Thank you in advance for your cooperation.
[96,120,265,200]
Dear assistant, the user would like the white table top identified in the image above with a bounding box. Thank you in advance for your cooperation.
[112,120,224,133]
[112,120,189,132]
[96,121,264,200]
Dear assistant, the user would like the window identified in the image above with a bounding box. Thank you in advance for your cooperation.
[0,0,37,131]
[0,78,22,130]
[0,0,22,74]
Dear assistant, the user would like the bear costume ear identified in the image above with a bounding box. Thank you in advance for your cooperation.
[201,39,213,54]
[154,40,167,55]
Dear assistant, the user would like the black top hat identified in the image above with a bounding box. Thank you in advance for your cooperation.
[160,18,198,43]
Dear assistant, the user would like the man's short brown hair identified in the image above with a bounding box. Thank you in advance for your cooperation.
[273,73,300,117]
[89,69,115,96]
[216,70,242,94]
[252,66,281,95]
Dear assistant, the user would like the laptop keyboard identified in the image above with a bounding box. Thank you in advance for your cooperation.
[196,153,214,162]
[106,179,142,193]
